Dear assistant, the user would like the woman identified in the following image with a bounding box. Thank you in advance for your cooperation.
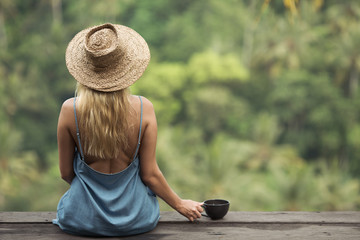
[53,23,203,236]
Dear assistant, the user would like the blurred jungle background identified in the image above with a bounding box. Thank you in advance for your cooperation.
[1,0,360,211]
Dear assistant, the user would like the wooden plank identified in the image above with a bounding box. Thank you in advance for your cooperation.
[1,211,359,224]
[223,211,360,224]
[1,212,359,240]
[0,212,55,224]
[0,222,360,240]
[160,211,360,224]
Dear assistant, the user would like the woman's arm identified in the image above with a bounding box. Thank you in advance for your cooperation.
[57,99,76,185]
[139,98,203,222]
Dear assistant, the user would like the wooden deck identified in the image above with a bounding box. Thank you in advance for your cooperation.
[0,211,359,239]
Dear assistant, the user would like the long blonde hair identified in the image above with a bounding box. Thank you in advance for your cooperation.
[76,83,132,159]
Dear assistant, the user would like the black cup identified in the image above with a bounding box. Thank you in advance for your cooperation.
[202,199,230,220]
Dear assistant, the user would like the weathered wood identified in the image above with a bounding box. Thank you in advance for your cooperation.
[159,211,360,224]
[0,212,359,240]
[1,211,359,224]
[1,222,360,240]
[0,212,55,224]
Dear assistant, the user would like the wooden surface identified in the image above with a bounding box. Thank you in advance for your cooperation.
[0,211,359,239]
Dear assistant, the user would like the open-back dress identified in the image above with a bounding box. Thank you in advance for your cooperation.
[53,96,160,236]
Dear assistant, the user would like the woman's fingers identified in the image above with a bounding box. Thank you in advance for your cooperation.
[178,200,205,221]
[191,204,203,220]
[195,210,201,218]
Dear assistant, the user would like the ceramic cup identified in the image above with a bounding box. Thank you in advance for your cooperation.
[202,199,230,220]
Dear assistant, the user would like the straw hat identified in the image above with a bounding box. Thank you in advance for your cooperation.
[65,23,150,92]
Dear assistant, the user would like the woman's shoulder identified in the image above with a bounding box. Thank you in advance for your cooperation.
[57,98,76,130]
[61,98,75,110]
[130,95,156,125]
[59,98,76,116]
[140,96,154,109]
[130,95,154,110]
[62,98,75,107]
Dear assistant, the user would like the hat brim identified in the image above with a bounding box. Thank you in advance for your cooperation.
[65,24,150,92]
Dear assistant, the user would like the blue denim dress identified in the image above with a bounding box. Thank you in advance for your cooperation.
[53,96,160,236]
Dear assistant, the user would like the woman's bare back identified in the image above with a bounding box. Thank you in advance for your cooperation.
[70,95,143,174]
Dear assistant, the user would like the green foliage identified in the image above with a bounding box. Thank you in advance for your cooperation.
[268,70,348,159]
[0,151,40,210]
[156,128,360,211]
[0,0,359,211]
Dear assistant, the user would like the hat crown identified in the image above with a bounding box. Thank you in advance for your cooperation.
[88,29,115,49]
[84,24,121,69]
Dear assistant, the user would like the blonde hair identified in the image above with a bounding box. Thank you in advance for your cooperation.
[76,83,132,159]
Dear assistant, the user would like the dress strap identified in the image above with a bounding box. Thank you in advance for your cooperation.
[133,96,143,160]
[74,97,85,161]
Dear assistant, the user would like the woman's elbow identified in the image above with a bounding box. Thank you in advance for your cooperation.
[141,172,161,186]
[141,174,154,186]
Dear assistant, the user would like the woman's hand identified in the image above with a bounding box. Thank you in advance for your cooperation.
[175,199,204,222]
